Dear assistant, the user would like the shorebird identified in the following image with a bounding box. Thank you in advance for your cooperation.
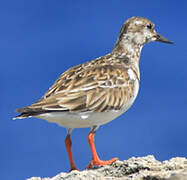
[14,17,173,171]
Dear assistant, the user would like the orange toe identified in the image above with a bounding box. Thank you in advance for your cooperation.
[86,157,118,169]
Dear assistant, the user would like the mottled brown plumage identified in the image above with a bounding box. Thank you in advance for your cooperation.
[14,16,173,171]
[17,54,138,114]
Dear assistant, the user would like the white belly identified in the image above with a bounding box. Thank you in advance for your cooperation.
[36,110,125,129]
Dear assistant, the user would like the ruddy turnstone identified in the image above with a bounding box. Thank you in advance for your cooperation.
[14,17,173,171]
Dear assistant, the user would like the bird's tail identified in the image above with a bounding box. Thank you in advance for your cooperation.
[13,107,42,120]
[13,113,33,120]
[13,106,57,120]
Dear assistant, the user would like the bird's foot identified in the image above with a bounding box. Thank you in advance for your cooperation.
[69,166,80,172]
[86,157,118,169]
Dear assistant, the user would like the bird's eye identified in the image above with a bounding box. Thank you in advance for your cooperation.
[147,24,152,29]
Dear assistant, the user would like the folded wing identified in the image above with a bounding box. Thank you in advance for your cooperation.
[16,63,135,117]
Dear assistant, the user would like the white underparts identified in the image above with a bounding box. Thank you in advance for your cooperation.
[36,110,125,129]
[127,68,136,80]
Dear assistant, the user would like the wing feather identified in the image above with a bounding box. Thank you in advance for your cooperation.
[22,63,136,113]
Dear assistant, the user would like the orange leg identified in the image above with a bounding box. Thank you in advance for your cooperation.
[86,130,118,169]
[65,134,79,171]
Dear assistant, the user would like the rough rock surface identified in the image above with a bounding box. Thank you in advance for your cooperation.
[28,155,187,180]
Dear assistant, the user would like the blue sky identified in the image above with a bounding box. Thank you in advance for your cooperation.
[1,0,187,179]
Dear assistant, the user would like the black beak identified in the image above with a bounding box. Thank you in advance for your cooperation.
[155,34,173,44]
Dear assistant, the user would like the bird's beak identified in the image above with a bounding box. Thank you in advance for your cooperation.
[155,33,174,44]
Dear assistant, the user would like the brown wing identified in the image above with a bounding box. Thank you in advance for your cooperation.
[17,63,135,114]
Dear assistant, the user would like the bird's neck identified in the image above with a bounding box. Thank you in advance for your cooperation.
[113,34,143,61]
[112,35,143,80]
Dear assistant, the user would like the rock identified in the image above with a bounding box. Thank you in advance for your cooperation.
[27,155,187,180]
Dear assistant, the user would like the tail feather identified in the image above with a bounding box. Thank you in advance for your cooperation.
[13,106,67,120]
[13,113,32,120]
[16,107,40,113]
[13,106,45,120]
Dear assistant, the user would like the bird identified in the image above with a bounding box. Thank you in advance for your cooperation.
[14,16,173,171]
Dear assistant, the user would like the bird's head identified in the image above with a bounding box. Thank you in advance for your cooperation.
[116,16,173,48]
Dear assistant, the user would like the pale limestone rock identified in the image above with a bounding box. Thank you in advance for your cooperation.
[27,155,187,180]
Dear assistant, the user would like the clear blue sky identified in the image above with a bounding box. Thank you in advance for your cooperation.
[1,0,187,179]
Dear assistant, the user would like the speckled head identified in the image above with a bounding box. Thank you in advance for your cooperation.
[117,16,173,46]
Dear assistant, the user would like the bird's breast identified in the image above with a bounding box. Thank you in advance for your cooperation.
[120,68,139,112]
